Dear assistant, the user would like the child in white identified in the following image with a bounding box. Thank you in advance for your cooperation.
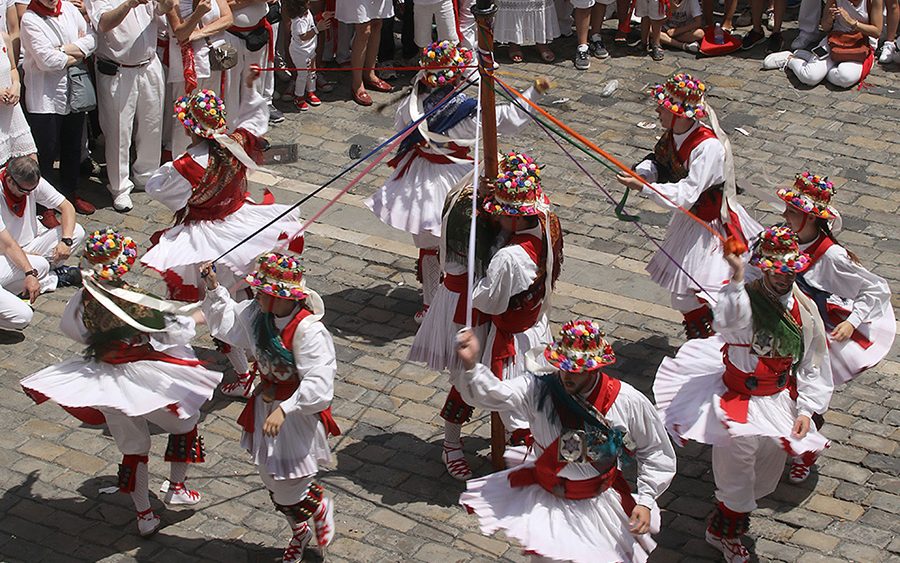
[286,0,330,110]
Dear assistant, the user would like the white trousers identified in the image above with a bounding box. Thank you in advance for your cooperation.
[103,407,201,455]
[787,48,864,89]
[259,465,315,506]
[0,224,86,330]
[712,436,787,513]
[796,0,822,33]
[456,0,477,49]
[97,57,165,198]
[414,0,458,47]
[289,43,317,97]
[223,28,270,116]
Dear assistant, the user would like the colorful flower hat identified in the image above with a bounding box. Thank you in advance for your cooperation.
[749,226,811,274]
[544,320,616,373]
[776,171,838,221]
[174,89,227,139]
[82,228,138,281]
[246,252,309,300]
[483,151,551,217]
[652,72,708,119]
[419,40,474,89]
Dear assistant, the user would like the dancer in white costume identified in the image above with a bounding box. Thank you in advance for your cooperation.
[653,226,834,563]
[616,72,761,339]
[21,229,222,537]
[454,320,676,563]
[143,73,303,396]
[365,40,548,321]
[408,171,495,480]
[776,171,895,387]
[201,253,338,563]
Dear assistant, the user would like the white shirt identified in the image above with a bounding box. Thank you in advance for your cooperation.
[289,10,316,53]
[20,2,97,114]
[0,176,66,246]
[85,0,161,64]
[666,0,701,28]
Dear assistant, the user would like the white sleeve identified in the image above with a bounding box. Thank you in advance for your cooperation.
[150,314,197,348]
[201,285,257,351]
[795,305,834,417]
[145,161,193,211]
[634,158,659,183]
[620,388,677,509]
[445,85,541,139]
[817,247,892,328]
[279,323,337,416]
[33,178,66,210]
[449,363,533,415]
[21,14,69,71]
[59,290,90,344]
[641,138,724,210]
[71,8,97,55]
[712,279,753,340]
[471,246,538,315]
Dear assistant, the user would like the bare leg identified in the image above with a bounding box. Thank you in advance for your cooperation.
[364,18,383,84]
[350,21,373,95]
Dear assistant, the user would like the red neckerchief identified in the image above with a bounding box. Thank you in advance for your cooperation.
[801,234,834,267]
[27,0,62,17]
[0,169,27,217]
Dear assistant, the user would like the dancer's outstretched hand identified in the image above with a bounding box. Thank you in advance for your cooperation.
[200,262,218,290]
[263,407,286,437]
[724,252,744,283]
[629,505,651,535]
[456,328,481,371]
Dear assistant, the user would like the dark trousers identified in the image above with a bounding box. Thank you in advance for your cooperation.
[26,112,85,198]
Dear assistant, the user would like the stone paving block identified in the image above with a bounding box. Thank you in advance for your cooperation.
[789,528,840,552]
[806,494,866,521]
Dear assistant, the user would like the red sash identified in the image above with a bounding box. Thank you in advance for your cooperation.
[719,301,802,423]
[676,126,718,165]
[800,235,872,349]
[508,375,636,512]
[180,42,198,94]
[0,169,27,218]
[229,16,275,62]
[387,142,472,179]
[172,154,248,223]
[237,309,341,437]
[489,234,543,380]
[443,273,486,326]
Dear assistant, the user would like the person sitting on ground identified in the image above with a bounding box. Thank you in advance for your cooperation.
[660,0,704,52]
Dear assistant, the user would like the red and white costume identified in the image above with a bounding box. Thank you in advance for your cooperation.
[453,363,676,562]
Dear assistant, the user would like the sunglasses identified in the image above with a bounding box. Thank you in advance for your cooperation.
[7,174,38,194]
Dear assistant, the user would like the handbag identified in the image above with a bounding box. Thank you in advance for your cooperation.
[827,31,870,63]
[228,25,269,52]
[41,16,97,113]
[206,38,238,70]
[265,1,281,25]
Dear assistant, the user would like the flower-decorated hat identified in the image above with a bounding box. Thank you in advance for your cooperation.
[419,40,474,89]
[652,72,708,119]
[483,151,551,217]
[544,320,616,373]
[246,252,309,300]
[750,226,811,274]
[776,171,838,221]
[82,228,138,281]
[174,89,227,139]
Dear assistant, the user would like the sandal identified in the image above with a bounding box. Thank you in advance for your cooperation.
[537,45,556,63]
[364,77,393,92]
[352,89,373,107]
[508,45,524,63]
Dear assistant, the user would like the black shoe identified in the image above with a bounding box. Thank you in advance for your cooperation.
[268,104,285,124]
[766,31,784,53]
[626,31,643,47]
[590,37,610,59]
[741,29,766,50]
[574,47,591,70]
[650,44,665,61]
[54,266,83,288]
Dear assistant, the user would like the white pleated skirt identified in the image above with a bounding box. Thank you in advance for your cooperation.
[408,283,490,372]
[494,0,561,45]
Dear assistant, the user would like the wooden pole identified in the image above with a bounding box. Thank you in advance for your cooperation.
[472,0,506,472]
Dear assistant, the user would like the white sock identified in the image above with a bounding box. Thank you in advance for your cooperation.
[129,462,151,513]
[590,33,603,43]
[169,462,188,485]
[420,252,441,307]
[444,421,462,446]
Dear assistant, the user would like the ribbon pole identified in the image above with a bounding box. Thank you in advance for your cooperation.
[466,78,482,329]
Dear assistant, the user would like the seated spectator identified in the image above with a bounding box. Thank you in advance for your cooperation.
[785,0,881,88]
[1,32,36,160]
[0,156,84,331]
[20,0,98,216]
[660,0,703,52]
[495,0,559,63]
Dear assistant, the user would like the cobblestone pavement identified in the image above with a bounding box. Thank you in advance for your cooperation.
[2,19,899,563]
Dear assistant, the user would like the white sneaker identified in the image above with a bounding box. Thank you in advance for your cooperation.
[113,192,133,212]
[791,30,818,51]
[879,40,897,64]
[763,50,793,69]
[136,509,161,537]
[163,482,201,505]
[683,41,700,54]
[705,530,750,563]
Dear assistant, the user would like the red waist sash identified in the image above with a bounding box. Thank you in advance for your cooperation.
[237,375,341,437]
[509,461,634,509]
[720,344,797,423]
[443,273,486,326]
[691,187,748,246]
[826,302,873,350]
[98,342,203,367]
[489,305,541,380]
[387,142,472,179]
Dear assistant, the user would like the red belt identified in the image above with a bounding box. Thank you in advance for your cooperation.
[720,344,797,423]
[228,16,275,62]
[489,307,540,380]
[183,192,248,223]
[237,375,341,437]
[825,302,873,349]
[387,143,472,179]
[99,342,203,367]
[508,463,636,512]
[443,273,486,326]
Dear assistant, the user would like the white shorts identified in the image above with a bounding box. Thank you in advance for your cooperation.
[336,0,394,24]
[634,0,666,19]
[571,0,615,9]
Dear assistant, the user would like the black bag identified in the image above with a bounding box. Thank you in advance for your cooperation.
[229,25,270,52]
[265,1,281,24]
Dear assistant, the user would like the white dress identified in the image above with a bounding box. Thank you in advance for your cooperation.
[494,0,560,45]
[202,285,336,480]
[653,279,834,456]
[20,289,222,420]
[634,122,762,303]
[797,239,895,386]
[366,85,540,241]
[142,87,303,297]
[335,0,393,24]
[0,42,36,159]
[452,365,677,563]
